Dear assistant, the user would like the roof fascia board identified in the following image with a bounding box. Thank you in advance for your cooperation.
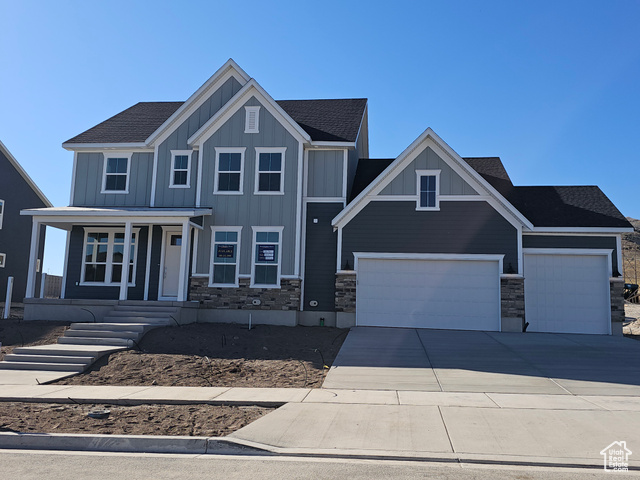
[332,128,533,230]
[0,140,52,207]
[63,143,149,151]
[146,59,250,146]
[20,207,212,218]
[188,80,311,147]
[529,226,634,234]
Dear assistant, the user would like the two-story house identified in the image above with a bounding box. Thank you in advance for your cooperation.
[21,59,633,335]
[0,141,51,302]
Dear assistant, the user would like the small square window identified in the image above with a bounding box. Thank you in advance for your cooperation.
[0,253,6,268]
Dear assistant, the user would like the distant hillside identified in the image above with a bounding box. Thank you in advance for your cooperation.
[623,217,640,284]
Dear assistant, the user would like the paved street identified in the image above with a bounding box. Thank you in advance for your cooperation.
[1,450,636,480]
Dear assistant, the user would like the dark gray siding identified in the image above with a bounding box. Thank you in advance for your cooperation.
[0,148,47,301]
[147,226,163,301]
[523,235,619,274]
[341,201,518,273]
[64,226,149,300]
[304,203,342,311]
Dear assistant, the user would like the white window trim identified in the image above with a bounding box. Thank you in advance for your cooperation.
[213,147,246,195]
[0,199,4,229]
[209,226,242,288]
[80,227,140,286]
[169,150,192,188]
[250,226,284,288]
[0,253,5,268]
[101,152,132,194]
[254,147,286,195]
[415,169,441,211]
[244,106,260,134]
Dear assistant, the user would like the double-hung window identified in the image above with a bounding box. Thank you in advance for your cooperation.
[82,229,138,285]
[251,227,283,288]
[255,147,285,194]
[0,199,4,229]
[210,227,241,287]
[214,147,245,194]
[170,150,192,188]
[415,170,440,211]
[102,153,132,193]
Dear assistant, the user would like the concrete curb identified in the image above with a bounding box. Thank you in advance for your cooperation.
[1,432,638,470]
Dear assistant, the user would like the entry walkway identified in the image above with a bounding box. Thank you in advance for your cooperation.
[323,327,640,395]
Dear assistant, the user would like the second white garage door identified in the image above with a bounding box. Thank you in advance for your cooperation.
[356,257,501,331]
[524,251,611,334]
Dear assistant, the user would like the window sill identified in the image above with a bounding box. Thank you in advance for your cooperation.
[249,283,281,289]
[253,191,285,196]
[79,282,135,287]
[208,282,239,288]
[213,191,244,195]
[100,190,129,195]
[169,185,191,189]
[415,206,440,212]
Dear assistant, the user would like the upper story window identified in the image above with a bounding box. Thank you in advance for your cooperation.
[214,147,245,194]
[210,227,242,287]
[255,147,286,195]
[101,153,132,194]
[251,227,283,288]
[0,253,5,268]
[0,199,4,229]
[170,150,192,188]
[82,228,139,285]
[415,169,440,211]
[244,106,260,133]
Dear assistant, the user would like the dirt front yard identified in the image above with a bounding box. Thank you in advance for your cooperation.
[55,323,347,388]
[0,319,69,360]
[0,402,272,436]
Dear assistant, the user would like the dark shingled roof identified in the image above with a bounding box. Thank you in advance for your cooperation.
[65,98,367,145]
[276,98,367,142]
[349,158,395,201]
[462,157,631,228]
[65,102,184,144]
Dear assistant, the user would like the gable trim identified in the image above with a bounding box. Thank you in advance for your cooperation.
[145,59,250,147]
[332,128,534,231]
[0,140,52,207]
[187,80,312,147]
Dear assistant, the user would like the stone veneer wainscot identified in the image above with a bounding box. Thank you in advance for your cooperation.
[190,277,301,310]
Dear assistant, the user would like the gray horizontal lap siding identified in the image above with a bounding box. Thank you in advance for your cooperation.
[64,226,148,300]
[0,149,47,300]
[155,76,243,207]
[72,152,153,206]
[307,150,344,198]
[380,147,478,196]
[523,235,619,274]
[304,203,343,311]
[341,201,518,273]
[195,97,300,277]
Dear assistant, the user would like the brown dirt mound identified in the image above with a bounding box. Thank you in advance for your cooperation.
[0,402,271,436]
[0,320,69,360]
[56,323,347,388]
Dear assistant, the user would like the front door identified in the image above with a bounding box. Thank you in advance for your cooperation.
[160,230,182,299]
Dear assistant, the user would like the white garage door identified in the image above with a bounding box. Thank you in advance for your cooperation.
[356,257,501,331]
[524,252,610,334]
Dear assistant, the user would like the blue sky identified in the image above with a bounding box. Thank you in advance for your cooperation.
[1,0,639,275]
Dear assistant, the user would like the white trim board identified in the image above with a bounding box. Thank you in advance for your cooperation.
[352,252,505,273]
[522,248,614,277]
[331,128,533,231]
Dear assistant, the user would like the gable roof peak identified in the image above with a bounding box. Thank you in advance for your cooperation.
[0,140,52,207]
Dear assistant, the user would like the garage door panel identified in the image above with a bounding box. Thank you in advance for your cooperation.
[524,254,609,335]
[356,258,500,331]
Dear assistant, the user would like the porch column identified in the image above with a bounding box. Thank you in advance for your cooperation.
[177,221,190,302]
[25,219,41,298]
[119,221,133,301]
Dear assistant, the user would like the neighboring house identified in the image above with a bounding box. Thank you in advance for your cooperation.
[0,141,51,302]
[21,59,632,335]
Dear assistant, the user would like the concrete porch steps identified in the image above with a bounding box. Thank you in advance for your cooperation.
[0,305,177,382]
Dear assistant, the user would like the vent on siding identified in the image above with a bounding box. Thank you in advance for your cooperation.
[244,106,260,134]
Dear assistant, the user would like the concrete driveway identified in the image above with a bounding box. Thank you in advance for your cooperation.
[323,327,640,395]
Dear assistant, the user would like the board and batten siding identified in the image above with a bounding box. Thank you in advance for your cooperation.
[154,76,243,207]
[522,235,619,274]
[306,150,344,198]
[379,147,478,196]
[195,96,301,277]
[347,109,369,200]
[341,201,518,273]
[64,226,148,301]
[72,152,154,207]
[304,203,343,311]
